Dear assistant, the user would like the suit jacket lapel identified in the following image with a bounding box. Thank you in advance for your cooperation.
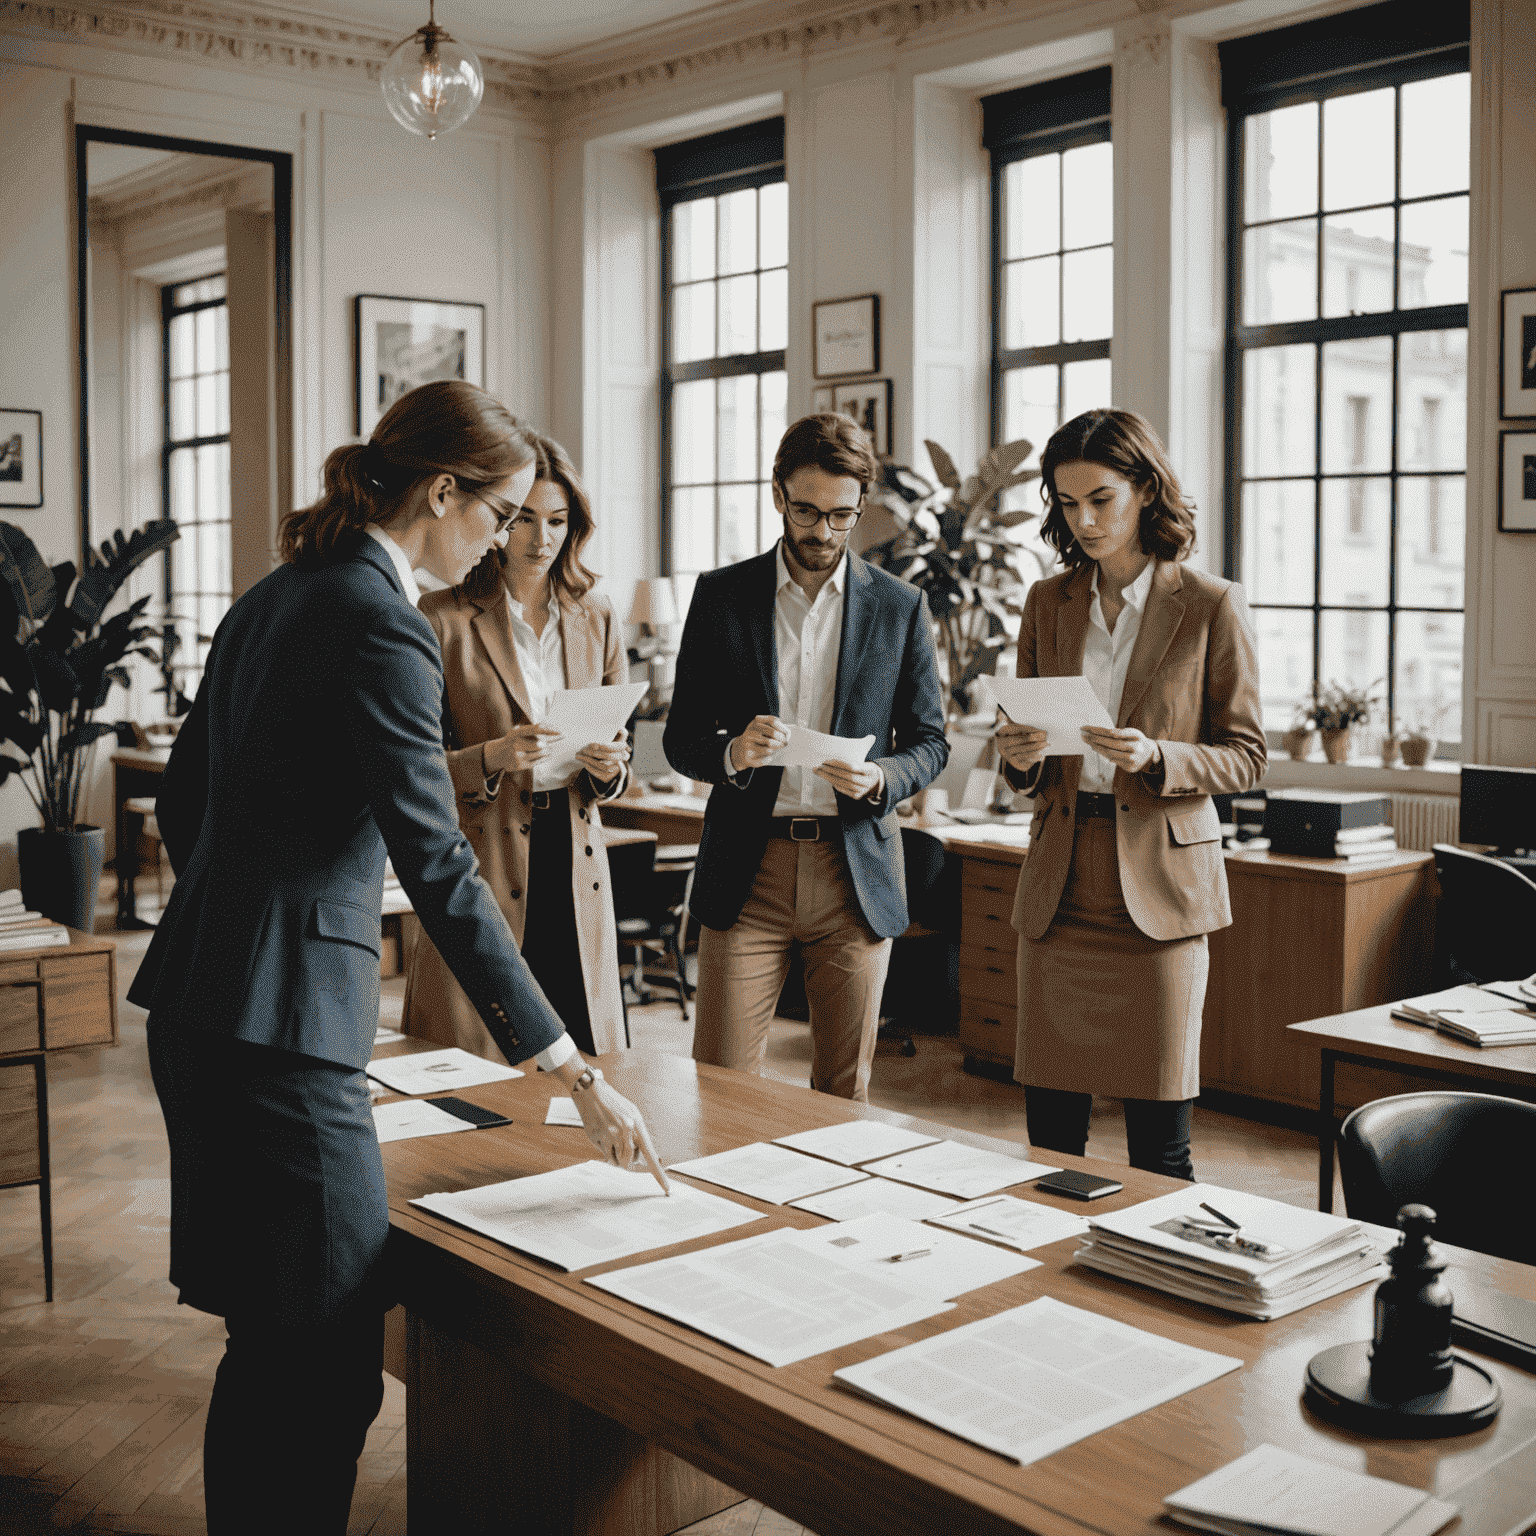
[751,551,780,713]
[830,552,870,734]
[1118,561,1186,726]
[1053,566,1093,679]
[471,592,535,721]
[558,599,602,689]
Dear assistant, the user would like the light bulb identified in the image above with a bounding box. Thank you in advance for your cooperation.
[381,7,484,141]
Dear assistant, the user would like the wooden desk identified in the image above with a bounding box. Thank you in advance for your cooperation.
[109,748,170,929]
[0,930,119,1300]
[1288,1004,1536,1213]
[379,1046,1536,1536]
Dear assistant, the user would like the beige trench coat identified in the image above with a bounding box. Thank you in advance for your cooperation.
[401,583,631,1062]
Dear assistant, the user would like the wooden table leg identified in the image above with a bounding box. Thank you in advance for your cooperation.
[1318,1049,1336,1215]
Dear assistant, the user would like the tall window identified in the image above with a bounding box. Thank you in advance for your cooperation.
[657,120,787,577]
[985,69,1113,466]
[1222,5,1469,748]
[162,273,232,693]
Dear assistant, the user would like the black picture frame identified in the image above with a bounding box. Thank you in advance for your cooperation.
[1501,287,1536,419]
[812,293,880,379]
[0,407,43,509]
[355,294,486,438]
[832,379,893,455]
[1498,429,1536,532]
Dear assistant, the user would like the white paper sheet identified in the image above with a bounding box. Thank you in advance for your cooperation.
[586,1225,953,1367]
[538,681,649,782]
[374,1025,406,1044]
[791,1214,1040,1300]
[760,724,876,770]
[372,1098,477,1144]
[859,1140,1060,1200]
[773,1121,942,1167]
[1164,1443,1457,1536]
[927,1195,1090,1253]
[544,1096,584,1126]
[411,1160,761,1271]
[669,1142,870,1204]
[365,1047,523,1097]
[835,1295,1241,1466]
[981,675,1113,756]
[790,1179,964,1224]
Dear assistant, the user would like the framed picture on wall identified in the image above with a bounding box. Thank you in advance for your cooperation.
[0,408,42,508]
[812,294,880,378]
[1501,288,1536,418]
[355,295,486,438]
[832,379,893,456]
[1499,429,1536,531]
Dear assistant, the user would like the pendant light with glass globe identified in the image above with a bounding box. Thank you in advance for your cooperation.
[380,0,485,141]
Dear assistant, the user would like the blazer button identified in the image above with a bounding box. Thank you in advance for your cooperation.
[578,809,587,821]
[1061,805,1068,816]
[521,823,531,834]
[521,791,530,804]
[1121,804,1130,812]
[593,882,600,891]
[509,888,522,900]
[585,845,593,856]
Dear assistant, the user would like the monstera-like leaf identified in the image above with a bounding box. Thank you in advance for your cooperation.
[0,524,57,626]
[69,521,180,628]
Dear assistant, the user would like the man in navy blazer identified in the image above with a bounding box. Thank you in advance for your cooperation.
[665,415,948,1101]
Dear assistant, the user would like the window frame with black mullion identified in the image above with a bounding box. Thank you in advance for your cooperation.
[1221,3,1470,741]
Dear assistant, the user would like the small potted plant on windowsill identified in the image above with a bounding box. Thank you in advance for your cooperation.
[1282,700,1319,761]
[1400,696,1453,768]
[1312,679,1383,765]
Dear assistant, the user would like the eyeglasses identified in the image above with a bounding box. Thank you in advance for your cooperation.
[778,482,863,532]
[467,488,521,534]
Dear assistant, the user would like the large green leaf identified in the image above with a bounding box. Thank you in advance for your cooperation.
[68,520,180,628]
[59,721,119,753]
[0,523,57,625]
[924,440,962,491]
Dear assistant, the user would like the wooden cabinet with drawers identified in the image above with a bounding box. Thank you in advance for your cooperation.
[956,854,1024,1071]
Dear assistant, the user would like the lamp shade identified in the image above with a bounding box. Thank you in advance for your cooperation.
[627,577,680,628]
[381,7,484,141]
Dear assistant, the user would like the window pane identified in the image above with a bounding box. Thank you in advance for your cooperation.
[671,378,715,485]
[1061,357,1111,426]
[1321,337,1391,474]
[1243,219,1318,325]
[200,518,230,595]
[170,379,195,441]
[1401,74,1470,199]
[195,307,217,374]
[216,372,230,436]
[1004,255,1060,349]
[1399,330,1466,471]
[759,181,788,269]
[169,447,195,520]
[1061,141,1112,249]
[718,187,756,276]
[718,273,756,355]
[1241,480,1314,604]
[718,483,757,567]
[169,313,194,379]
[1243,345,1315,477]
[1244,101,1317,223]
[171,524,195,595]
[1322,208,1393,317]
[1399,196,1468,309]
[760,370,787,477]
[1394,610,1462,740]
[759,482,779,554]
[1320,478,1390,605]
[1252,607,1314,732]
[1322,87,1394,211]
[1004,155,1059,260]
[1397,476,1464,608]
[671,281,715,362]
[671,200,715,283]
[1319,607,1389,702]
[670,486,714,574]
[197,373,219,438]
[759,268,788,352]
[198,442,229,521]
[1002,365,1057,469]
[1062,248,1112,342]
[718,374,757,483]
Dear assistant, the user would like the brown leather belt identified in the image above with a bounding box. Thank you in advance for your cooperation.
[1075,791,1118,820]
[767,816,842,842]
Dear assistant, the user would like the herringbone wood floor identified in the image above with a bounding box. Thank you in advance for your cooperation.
[1,887,1333,1533]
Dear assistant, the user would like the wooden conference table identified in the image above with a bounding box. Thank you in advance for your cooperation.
[377,1043,1536,1536]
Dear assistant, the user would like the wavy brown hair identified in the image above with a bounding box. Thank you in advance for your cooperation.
[1038,408,1198,571]
[456,431,600,605]
[773,412,879,493]
[278,380,536,567]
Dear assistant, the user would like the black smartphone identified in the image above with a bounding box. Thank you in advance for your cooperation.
[1033,1169,1124,1201]
[431,1096,512,1129]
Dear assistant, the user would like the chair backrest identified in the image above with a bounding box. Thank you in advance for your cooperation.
[605,837,657,924]
[1431,843,1536,983]
[1338,1091,1536,1266]
[901,827,959,938]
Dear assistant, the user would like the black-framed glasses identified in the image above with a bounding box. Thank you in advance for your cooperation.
[777,481,863,532]
[467,488,522,534]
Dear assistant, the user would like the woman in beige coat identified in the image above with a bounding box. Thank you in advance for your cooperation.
[403,433,631,1061]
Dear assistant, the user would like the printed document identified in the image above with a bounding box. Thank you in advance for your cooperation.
[372,1098,477,1144]
[980,675,1113,756]
[835,1294,1241,1465]
[411,1160,761,1271]
[860,1140,1060,1200]
[790,1178,963,1224]
[760,724,876,770]
[544,1096,584,1127]
[773,1121,942,1167]
[587,1225,953,1367]
[927,1195,1090,1253]
[365,1047,523,1097]
[669,1142,870,1204]
[538,681,649,782]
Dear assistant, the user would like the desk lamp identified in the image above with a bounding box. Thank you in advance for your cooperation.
[627,578,680,717]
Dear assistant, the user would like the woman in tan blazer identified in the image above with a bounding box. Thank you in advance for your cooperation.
[996,410,1266,1180]
[403,432,631,1061]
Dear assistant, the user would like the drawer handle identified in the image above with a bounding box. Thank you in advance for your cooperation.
[985,966,1004,975]
[980,1016,1001,1028]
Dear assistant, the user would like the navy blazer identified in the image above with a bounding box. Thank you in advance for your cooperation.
[664,548,948,939]
[127,537,566,1071]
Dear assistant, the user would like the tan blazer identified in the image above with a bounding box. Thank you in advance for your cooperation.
[1009,560,1267,943]
[401,583,631,1061]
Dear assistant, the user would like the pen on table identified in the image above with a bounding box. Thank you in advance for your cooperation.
[883,1248,931,1263]
[1200,1201,1241,1229]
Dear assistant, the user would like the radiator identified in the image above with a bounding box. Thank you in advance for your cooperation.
[1390,792,1460,852]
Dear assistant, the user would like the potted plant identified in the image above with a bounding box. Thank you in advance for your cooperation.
[1282,699,1319,761]
[0,520,180,930]
[1401,696,1453,768]
[1311,679,1382,765]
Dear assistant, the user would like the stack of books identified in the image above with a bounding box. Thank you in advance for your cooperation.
[1331,822,1399,861]
[1390,983,1536,1046]
[0,889,71,951]
[1073,1184,1391,1321]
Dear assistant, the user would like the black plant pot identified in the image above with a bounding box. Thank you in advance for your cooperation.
[17,825,106,933]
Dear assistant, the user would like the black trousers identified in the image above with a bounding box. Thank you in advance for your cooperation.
[1024,1085,1196,1182]
[523,799,596,1055]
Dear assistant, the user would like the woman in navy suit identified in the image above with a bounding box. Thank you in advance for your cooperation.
[131,381,661,1535]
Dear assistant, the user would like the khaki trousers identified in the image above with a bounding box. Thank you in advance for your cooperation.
[692,836,892,1102]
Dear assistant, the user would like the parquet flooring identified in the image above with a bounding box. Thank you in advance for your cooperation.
[1,889,1331,1534]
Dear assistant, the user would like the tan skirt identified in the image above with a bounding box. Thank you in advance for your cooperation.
[1014,815,1207,1101]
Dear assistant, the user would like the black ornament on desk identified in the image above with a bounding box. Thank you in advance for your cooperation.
[1304,1204,1502,1435]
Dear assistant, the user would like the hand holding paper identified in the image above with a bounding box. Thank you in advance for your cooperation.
[535,682,648,783]
[981,676,1112,757]
[761,724,876,771]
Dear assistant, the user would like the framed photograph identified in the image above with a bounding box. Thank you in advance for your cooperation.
[811,386,834,413]
[1501,287,1536,418]
[0,408,42,508]
[1499,429,1536,531]
[813,293,880,378]
[355,294,485,438]
[832,378,893,455]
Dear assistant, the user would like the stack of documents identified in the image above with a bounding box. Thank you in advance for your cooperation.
[1074,1185,1389,1320]
[1330,823,1398,862]
[0,890,69,950]
[1390,985,1536,1046]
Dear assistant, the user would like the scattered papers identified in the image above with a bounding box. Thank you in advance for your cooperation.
[1433,1007,1536,1046]
[760,724,876,770]
[374,1025,407,1044]
[587,1225,953,1367]
[835,1295,1240,1466]
[980,675,1113,756]
[1164,1443,1458,1536]
[411,1160,761,1271]
[373,1098,478,1144]
[669,1143,870,1204]
[927,1195,1090,1253]
[790,1178,964,1224]
[860,1140,1060,1200]
[538,681,649,782]
[773,1120,942,1167]
[544,1096,585,1127]
[365,1047,523,1097]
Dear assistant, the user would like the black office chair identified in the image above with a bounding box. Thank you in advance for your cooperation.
[1338,1091,1536,1266]
[607,837,693,1043]
[1431,844,1536,985]
[877,828,960,1056]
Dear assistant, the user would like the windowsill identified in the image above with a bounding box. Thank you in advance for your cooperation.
[1260,755,1460,795]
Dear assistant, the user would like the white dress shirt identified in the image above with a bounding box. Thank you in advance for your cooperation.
[506,593,568,792]
[365,525,421,608]
[1078,558,1156,793]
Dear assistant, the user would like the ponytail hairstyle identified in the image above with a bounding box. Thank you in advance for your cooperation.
[458,430,601,605]
[279,380,537,567]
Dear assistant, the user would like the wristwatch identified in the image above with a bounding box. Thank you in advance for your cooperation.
[570,1065,604,1094]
